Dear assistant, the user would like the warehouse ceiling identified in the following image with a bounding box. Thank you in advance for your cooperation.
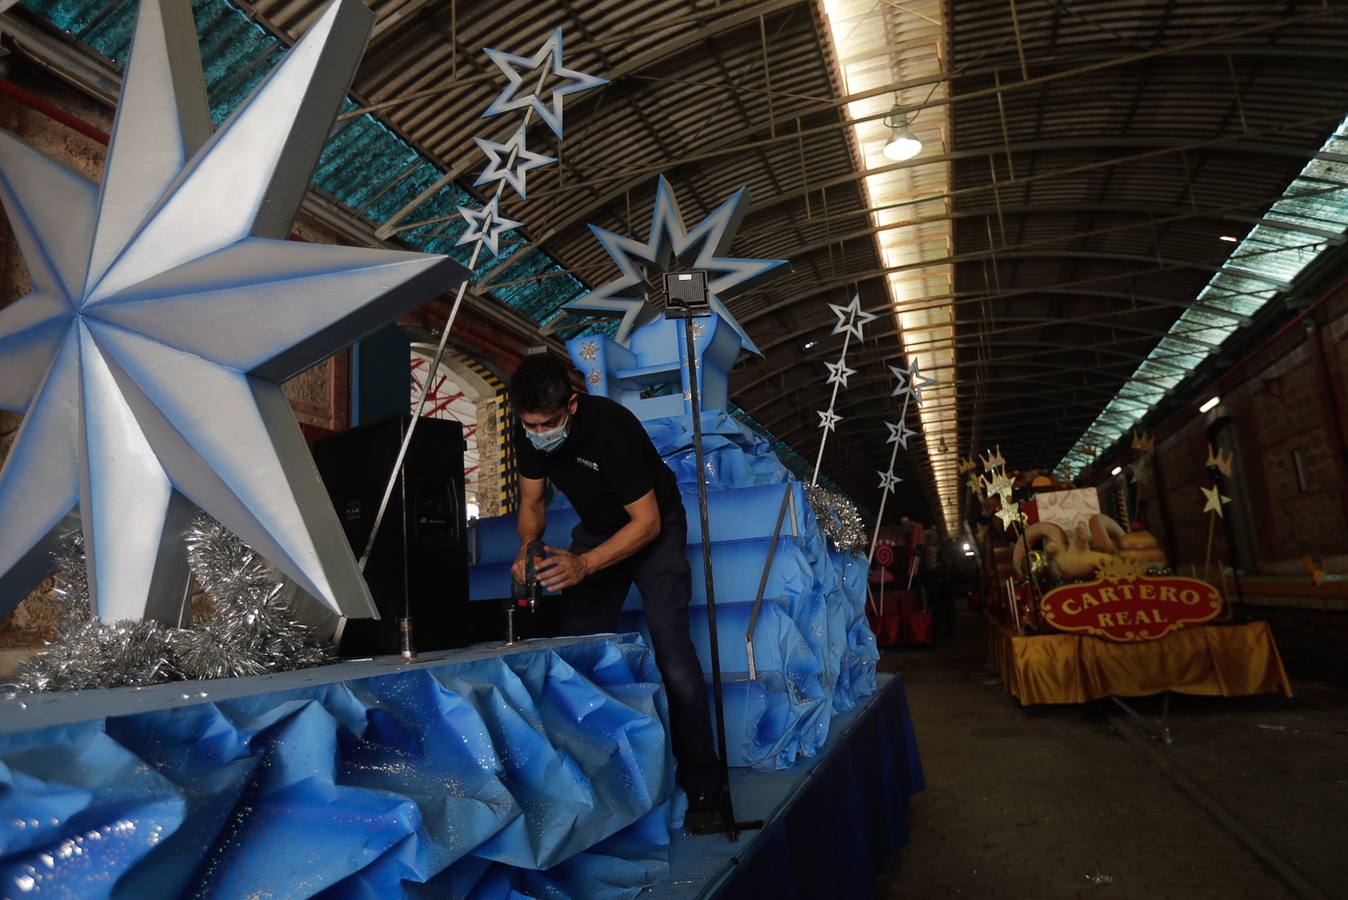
[10,0,1348,529]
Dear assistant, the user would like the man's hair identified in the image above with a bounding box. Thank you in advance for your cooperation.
[510,356,575,413]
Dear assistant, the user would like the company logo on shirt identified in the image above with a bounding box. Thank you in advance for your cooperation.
[576,456,600,472]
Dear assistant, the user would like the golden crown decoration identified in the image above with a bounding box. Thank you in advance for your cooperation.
[1096,555,1146,584]
[1205,443,1234,477]
[980,445,1006,471]
[1131,428,1156,455]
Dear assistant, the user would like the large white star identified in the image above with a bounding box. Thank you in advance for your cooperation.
[828,294,877,341]
[817,409,842,432]
[562,175,788,353]
[0,0,468,624]
[877,470,901,493]
[825,359,857,388]
[456,195,523,256]
[481,27,608,139]
[473,122,555,199]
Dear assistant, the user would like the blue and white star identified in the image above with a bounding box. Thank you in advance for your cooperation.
[456,195,523,256]
[817,409,843,432]
[825,359,858,388]
[890,359,937,406]
[885,418,918,449]
[828,294,877,341]
[563,175,787,353]
[0,0,467,624]
[481,27,608,139]
[877,470,901,493]
[473,122,556,199]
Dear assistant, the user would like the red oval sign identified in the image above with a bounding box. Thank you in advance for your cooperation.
[1040,575,1222,641]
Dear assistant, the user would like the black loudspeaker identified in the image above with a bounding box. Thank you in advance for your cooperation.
[313,415,472,656]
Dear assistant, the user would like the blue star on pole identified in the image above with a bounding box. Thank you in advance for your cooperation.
[473,122,556,199]
[0,0,468,624]
[890,359,937,406]
[828,294,877,340]
[885,418,918,450]
[481,27,608,139]
[562,175,787,353]
[878,470,901,493]
[825,359,858,388]
[817,409,843,432]
[456,195,523,256]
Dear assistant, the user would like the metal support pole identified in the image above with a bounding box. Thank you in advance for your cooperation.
[683,313,739,842]
[746,483,793,682]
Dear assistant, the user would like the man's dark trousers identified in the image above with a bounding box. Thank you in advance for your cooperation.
[559,511,721,796]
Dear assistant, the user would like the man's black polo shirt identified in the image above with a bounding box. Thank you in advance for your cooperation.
[515,394,683,535]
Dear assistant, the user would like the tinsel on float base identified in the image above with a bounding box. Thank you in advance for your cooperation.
[804,483,867,556]
[7,514,333,692]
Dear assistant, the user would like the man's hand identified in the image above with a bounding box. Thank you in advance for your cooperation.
[511,546,536,585]
[535,546,591,591]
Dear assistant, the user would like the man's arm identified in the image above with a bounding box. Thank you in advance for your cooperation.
[535,489,661,591]
[513,475,547,583]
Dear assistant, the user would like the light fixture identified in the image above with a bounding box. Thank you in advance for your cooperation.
[881,106,922,162]
[961,542,970,551]
[1111,466,1123,476]
[1199,396,1220,413]
[803,339,818,350]
[1219,235,1238,243]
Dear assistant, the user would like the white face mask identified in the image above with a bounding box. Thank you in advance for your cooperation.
[525,411,570,453]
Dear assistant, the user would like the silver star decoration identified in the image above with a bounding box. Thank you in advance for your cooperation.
[481,27,608,139]
[996,502,1022,530]
[562,175,788,353]
[890,359,937,407]
[0,0,468,624]
[456,195,522,256]
[828,294,878,341]
[825,360,858,388]
[817,409,842,432]
[473,122,555,199]
[885,418,918,449]
[877,470,901,493]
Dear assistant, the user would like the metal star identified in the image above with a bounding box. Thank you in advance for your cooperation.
[817,409,842,432]
[473,122,555,199]
[562,175,787,353]
[889,359,937,406]
[828,294,877,341]
[1201,484,1231,517]
[481,27,608,139]
[825,360,858,388]
[456,195,522,256]
[878,470,901,493]
[885,418,918,449]
[0,0,468,623]
[995,502,1022,530]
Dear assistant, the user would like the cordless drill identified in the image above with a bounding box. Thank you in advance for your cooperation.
[506,539,544,642]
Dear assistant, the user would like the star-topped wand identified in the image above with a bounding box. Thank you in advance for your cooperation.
[362,30,606,574]
[866,360,931,565]
[811,294,875,486]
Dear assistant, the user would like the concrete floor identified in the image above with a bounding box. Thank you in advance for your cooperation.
[876,609,1348,899]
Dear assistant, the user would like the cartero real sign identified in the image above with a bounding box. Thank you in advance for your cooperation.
[1039,573,1222,641]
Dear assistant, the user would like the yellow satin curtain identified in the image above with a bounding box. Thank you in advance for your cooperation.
[986,614,1293,706]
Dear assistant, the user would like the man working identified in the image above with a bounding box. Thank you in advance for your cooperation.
[509,355,724,832]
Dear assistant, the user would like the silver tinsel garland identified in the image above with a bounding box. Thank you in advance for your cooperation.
[804,483,868,555]
[8,513,333,692]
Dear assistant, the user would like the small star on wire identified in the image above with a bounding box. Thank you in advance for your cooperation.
[966,473,983,496]
[995,502,1022,530]
[828,294,877,341]
[1201,484,1231,517]
[825,360,858,388]
[481,27,608,139]
[456,196,522,256]
[885,418,918,449]
[473,122,555,199]
[878,470,901,493]
[890,359,936,406]
[817,409,842,432]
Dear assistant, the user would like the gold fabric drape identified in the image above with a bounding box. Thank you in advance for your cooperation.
[985,613,1293,705]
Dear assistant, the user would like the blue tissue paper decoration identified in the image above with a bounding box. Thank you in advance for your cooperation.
[0,636,676,898]
[470,312,878,770]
